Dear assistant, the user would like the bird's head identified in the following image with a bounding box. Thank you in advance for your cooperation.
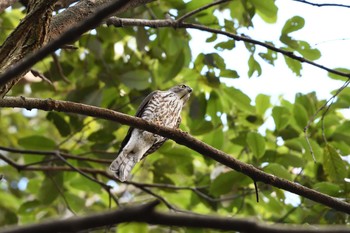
[169,84,192,103]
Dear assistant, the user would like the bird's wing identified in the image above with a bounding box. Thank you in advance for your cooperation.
[117,91,159,154]
[142,116,182,159]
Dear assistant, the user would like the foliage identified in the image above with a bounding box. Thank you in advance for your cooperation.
[0,0,349,231]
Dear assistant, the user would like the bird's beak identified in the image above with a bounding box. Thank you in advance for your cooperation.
[186,86,193,93]
[180,86,192,100]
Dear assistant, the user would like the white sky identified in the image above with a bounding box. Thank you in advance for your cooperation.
[189,0,350,103]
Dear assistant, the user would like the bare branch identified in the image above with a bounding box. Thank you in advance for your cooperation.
[291,0,350,8]
[2,200,349,233]
[0,146,112,164]
[0,96,349,214]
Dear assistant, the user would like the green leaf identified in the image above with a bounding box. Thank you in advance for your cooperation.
[18,200,41,215]
[88,129,115,143]
[224,87,254,113]
[323,144,347,182]
[281,16,305,35]
[264,163,292,180]
[293,103,309,131]
[220,69,239,78]
[249,0,277,23]
[18,135,56,150]
[118,223,148,233]
[47,112,71,137]
[203,53,226,69]
[189,93,207,119]
[69,177,102,193]
[38,174,63,204]
[246,132,266,158]
[64,193,85,213]
[166,51,185,81]
[328,68,350,81]
[248,55,262,77]
[214,40,235,51]
[284,55,302,76]
[272,106,290,131]
[209,171,235,196]
[255,94,271,116]
[313,182,341,196]
[276,154,304,168]
[119,70,150,90]
[297,41,321,61]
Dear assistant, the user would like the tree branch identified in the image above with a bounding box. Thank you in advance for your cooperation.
[291,0,350,8]
[0,96,349,214]
[0,146,112,164]
[0,0,131,93]
[2,200,349,233]
[105,17,350,79]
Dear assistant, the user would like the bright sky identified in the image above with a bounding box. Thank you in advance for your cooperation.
[190,0,350,103]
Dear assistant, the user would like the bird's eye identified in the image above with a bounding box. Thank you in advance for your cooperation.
[181,84,186,88]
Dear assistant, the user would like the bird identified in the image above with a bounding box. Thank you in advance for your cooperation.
[109,84,192,182]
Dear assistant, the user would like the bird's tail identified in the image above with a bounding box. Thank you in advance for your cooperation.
[109,152,136,182]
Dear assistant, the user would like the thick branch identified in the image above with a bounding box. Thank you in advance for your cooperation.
[0,0,131,95]
[0,96,349,214]
[2,200,349,233]
[49,0,155,40]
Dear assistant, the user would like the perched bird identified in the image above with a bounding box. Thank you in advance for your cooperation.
[109,84,192,182]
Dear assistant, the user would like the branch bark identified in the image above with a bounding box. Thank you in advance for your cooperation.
[1,200,349,233]
[0,0,55,97]
[0,96,349,214]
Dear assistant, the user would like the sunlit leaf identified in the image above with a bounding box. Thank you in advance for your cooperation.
[249,0,277,23]
[255,94,271,116]
[272,106,290,131]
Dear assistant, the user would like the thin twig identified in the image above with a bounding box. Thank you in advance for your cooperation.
[304,79,350,162]
[30,69,54,86]
[176,0,230,23]
[0,146,112,164]
[51,53,70,83]
[291,0,350,8]
[48,173,77,215]
[254,181,259,203]
[53,151,110,189]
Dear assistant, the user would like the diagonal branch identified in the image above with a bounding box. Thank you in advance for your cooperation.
[0,96,349,214]
[105,17,350,79]
[0,0,130,93]
[2,200,349,233]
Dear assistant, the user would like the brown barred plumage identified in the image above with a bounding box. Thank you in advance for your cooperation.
[109,84,192,182]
